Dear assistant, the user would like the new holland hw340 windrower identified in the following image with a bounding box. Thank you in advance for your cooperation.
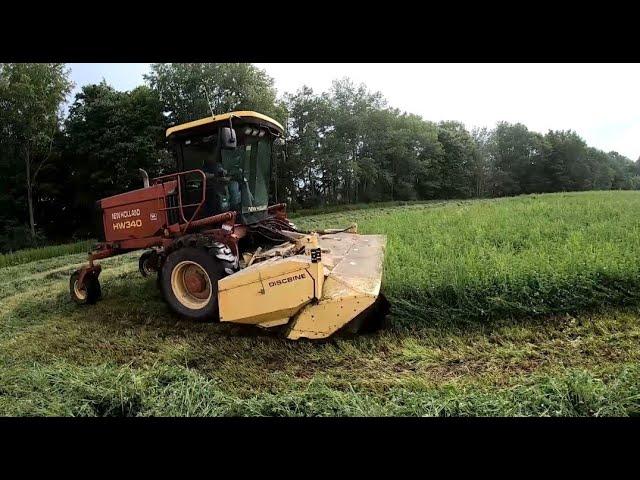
[70,111,388,340]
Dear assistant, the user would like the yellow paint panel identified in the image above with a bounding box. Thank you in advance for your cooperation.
[257,318,290,329]
[285,295,376,340]
[216,232,386,339]
[166,111,284,137]
[218,266,315,325]
[218,256,311,291]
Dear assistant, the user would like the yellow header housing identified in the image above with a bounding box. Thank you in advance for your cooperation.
[166,110,284,138]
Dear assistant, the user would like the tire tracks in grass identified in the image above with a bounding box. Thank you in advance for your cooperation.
[0,252,138,301]
[0,254,140,341]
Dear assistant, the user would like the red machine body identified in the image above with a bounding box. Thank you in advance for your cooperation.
[100,181,175,242]
[89,168,287,264]
[71,111,294,308]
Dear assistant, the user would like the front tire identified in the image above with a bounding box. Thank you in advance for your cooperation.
[160,247,225,320]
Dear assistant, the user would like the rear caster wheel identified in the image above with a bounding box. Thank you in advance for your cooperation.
[139,250,159,278]
[70,270,102,305]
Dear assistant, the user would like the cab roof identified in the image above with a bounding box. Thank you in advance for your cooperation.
[165,110,284,138]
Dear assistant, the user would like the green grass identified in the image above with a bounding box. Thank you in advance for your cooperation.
[1,191,640,416]
[297,191,640,326]
[0,239,95,269]
[288,199,447,218]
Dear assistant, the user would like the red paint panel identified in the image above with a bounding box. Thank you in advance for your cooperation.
[101,184,171,242]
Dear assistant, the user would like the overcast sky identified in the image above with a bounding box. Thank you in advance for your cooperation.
[68,63,640,161]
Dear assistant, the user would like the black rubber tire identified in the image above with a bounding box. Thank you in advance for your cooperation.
[156,255,167,299]
[86,273,102,304]
[139,250,157,278]
[160,247,224,320]
[70,270,102,305]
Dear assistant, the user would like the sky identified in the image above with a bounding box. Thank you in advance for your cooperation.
[67,63,640,161]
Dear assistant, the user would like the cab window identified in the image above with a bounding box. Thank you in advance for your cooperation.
[181,134,220,173]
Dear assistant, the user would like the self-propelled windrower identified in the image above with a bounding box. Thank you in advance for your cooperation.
[70,111,388,339]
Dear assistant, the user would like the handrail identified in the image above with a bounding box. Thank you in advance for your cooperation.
[152,169,207,232]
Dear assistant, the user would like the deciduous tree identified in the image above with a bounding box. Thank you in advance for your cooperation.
[0,63,72,241]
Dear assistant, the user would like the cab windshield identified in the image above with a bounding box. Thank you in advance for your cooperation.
[221,136,272,222]
[178,127,274,223]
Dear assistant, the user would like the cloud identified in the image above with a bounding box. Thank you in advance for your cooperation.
[256,63,640,160]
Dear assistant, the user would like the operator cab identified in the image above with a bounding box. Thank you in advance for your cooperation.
[166,111,285,224]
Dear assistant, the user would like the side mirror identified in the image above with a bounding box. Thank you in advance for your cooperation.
[220,127,237,149]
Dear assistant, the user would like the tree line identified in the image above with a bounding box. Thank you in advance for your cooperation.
[1,63,639,252]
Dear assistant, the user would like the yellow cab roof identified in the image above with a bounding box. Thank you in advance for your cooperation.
[165,110,284,138]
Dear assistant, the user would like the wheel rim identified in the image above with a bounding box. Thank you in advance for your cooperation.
[73,280,88,301]
[143,258,154,275]
[170,261,212,310]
